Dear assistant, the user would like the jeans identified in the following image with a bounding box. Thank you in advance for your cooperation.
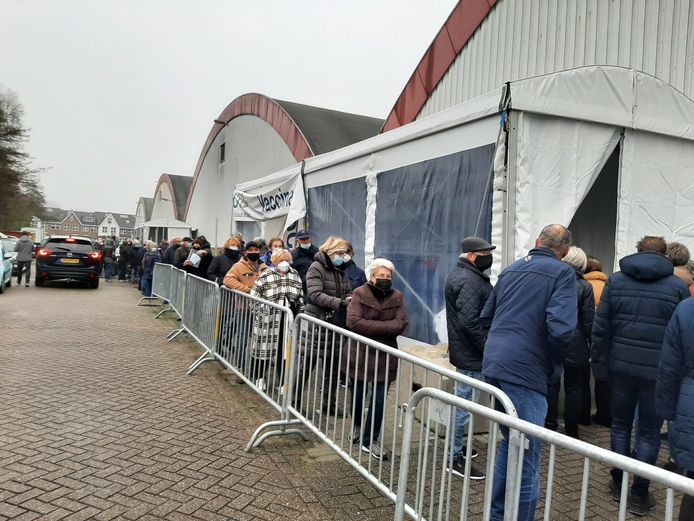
[141,277,152,297]
[681,471,694,521]
[453,369,483,459]
[131,266,140,282]
[594,377,612,426]
[104,262,114,280]
[352,381,388,446]
[16,260,31,284]
[487,377,547,521]
[610,373,663,497]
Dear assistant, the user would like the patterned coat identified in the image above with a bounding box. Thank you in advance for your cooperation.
[249,268,304,360]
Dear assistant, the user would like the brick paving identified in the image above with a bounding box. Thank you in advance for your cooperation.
[0,277,685,520]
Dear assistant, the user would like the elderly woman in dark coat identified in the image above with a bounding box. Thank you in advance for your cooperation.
[344,258,409,460]
[545,246,595,438]
[656,299,694,521]
[298,236,353,415]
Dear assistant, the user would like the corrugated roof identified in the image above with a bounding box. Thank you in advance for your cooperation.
[273,99,384,155]
[164,174,193,221]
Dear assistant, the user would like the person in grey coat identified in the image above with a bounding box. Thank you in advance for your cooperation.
[14,231,34,286]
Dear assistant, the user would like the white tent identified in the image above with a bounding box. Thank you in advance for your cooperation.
[139,217,191,243]
[231,66,694,344]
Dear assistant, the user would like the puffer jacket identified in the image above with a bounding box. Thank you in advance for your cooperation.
[564,266,595,367]
[343,284,409,384]
[656,298,694,471]
[304,251,352,320]
[584,271,608,308]
[445,258,492,372]
[223,257,267,294]
[141,250,161,280]
[592,252,690,380]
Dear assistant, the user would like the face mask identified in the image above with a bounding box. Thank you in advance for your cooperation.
[374,278,392,291]
[277,261,290,273]
[193,246,201,251]
[332,256,344,266]
[246,253,260,262]
[474,254,493,272]
[229,246,239,251]
[272,246,282,253]
[343,254,352,263]
[300,242,311,249]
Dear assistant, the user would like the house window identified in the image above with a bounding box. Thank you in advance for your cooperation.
[83,216,94,223]
[50,224,60,230]
[107,217,112,224]
[220,142,225,164]
[111,227,116,235]
[101,226,108,234]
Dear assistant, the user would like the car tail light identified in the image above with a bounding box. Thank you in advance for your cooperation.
[66,238,76,242]
[87,251,101,261]
[37,249,52,257]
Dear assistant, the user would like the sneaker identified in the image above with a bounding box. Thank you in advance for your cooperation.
[361,440,389,461]
[348,425,361,445]
[628,492,655,516]
[446,458,485,480]
[608,479,622,502]
[254,378,266,392]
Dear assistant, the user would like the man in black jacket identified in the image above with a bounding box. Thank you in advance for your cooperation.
[291,230,318,299]
[444,236,495,481]
[592,236,690,515]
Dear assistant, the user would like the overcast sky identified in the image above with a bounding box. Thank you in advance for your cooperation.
[1,0,457,215]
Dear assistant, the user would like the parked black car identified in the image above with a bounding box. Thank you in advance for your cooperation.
[35,236,102,288]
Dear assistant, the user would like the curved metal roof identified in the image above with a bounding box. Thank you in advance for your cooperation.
[184,93,383,220]
[382,0,496,132]
[156,174,192,221]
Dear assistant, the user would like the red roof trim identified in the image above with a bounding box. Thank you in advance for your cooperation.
[183,93,314,221]
[382,0,496,133]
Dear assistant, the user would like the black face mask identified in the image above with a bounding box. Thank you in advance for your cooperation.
[374,279,392,291]
[246,253,260,262]
[224,248,240,258]
[474,254,493,272]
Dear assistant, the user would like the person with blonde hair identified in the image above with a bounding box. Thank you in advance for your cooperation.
[140,240,161,297]
[344,258,408,460]
[261,237,285,268]
[545,246,595,438]
[207,235,242,286]
[299,236,353,415]
[249,249,304,390]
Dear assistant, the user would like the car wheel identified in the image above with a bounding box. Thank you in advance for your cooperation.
[35,278,43,287]
[6,277,11,288]
[89,279,99,289]
[0,279,4,294]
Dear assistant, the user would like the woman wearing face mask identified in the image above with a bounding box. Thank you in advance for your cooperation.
[249,249,304,390]
[299,236,353,415]
[207,236,242,286]
[260,237,284,268]
[183,239,213,278]
[337,242,367,290]
[344,258,409,460]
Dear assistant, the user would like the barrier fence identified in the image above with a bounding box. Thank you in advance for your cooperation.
[146,266,694,521]
[395,387,694,521]
[145,262,172,312]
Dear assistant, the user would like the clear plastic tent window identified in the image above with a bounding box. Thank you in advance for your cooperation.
[375,145,495,344]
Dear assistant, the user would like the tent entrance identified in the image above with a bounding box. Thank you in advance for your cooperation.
[567,143,620,274]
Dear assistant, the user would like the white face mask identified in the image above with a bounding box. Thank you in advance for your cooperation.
[300,242,311,249]
[277,261,291,273]
[272,246,282,253]
[343,254,352,263]
[229,246,239,251]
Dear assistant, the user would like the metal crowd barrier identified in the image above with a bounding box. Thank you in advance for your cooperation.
[279,313,518,520]
[395,387,694,521]
[166,267,187,341]
[206,286,307,448]
[182,274,221,372]
[143,262,172,311]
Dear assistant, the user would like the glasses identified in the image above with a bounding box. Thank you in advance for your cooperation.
[333,250,348,256]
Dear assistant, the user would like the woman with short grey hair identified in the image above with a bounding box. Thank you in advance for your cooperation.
[344,257,409,460]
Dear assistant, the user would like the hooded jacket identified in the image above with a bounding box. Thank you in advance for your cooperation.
[591,252,690,380]
[481,247,577,395]
[14,236,34,262]
[445,258,492,372]
[656,299,694,471]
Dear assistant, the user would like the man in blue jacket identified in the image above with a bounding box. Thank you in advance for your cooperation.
[481,224,577,521]
[592,236,689,515]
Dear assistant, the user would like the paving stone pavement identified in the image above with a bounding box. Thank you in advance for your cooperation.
[0,280,391,521]
[0,277,686,520]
